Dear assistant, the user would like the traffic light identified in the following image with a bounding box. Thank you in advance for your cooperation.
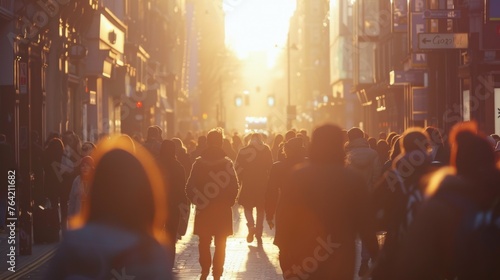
[135,101,144,121]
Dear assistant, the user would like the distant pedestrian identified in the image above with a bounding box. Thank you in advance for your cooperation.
[190,135,207,162]
[285,124,379,279]
[185,128,239,280]
[345,127,381,275]
[144,126,162,159]
[232,133,243,153]
[46,136,172,280]
[235,133,273,246]
[222,138,236,161]
[425,126,450,166]
[68,156,94,218]
[270,133,284,162]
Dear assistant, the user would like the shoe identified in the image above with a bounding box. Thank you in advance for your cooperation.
[246,228,255,243]
[358,261,369,277]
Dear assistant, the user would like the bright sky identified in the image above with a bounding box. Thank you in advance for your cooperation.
[224,0,296,67]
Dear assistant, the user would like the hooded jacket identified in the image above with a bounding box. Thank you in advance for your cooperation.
[345,138,381,190]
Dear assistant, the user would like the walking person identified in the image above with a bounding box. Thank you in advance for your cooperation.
[265,137,306,274]
[185,128,240,280]
[393,122,500,279]
[45,136,172,280]
[235,133,273,246]
[285,124,379,279]
[159,139,188,272]
[344,127,381,275]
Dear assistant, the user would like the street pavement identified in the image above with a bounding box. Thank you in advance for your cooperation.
[1,206,367,279]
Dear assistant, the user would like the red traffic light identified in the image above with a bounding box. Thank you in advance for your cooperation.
[136,101,143,108]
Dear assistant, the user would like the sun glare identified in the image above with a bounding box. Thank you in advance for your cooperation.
[224,0,296,67]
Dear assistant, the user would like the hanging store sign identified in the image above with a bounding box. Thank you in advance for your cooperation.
[392,0,408,33]
[418,33,468,49]
[412,87,428,121]
[411,12,426,52]
[423,9,461,19]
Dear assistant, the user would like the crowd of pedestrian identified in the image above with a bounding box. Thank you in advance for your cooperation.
[1,120,500,279]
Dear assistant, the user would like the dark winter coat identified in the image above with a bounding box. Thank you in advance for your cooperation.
[285,162,379,280]
[160,158,187,240]
[235,143,273,208]
[186,147,239,237]
[265,156,306,248]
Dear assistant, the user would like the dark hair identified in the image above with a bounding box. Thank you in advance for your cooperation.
[425,126,444,145]
[160,139,176,160]
[207,128,224,148]
[76,137,167,244]
[347,127,364,142]
[400,128,430,153]
[310,124,345,165]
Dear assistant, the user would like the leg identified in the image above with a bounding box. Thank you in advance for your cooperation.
[358,241,370,276]
[243,206,255,242]
[255,206,265,246]
[198,235,212,277]
[212,235,228,278]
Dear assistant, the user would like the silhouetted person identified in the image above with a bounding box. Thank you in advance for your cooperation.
[45,136,172,279]
[393,122,500,279]
[68,156,94,218]
[144,126,162,160]
[38,137,65,243]
[265,137,306,274]
[60,131,81,230]
[171,138,192,238]
[425,126,450,166]
[159,139,187,271]
[345,127,381,274]
[376,139,390,167]
[235,133,273,246]
[277,130,297,162]
[284,124,378,279]
[382,137,401,174]
[185,128,239,280]
[271,133,284,162]
[81,142,96,157]
[190,135,207,162]
[232,133,243,153]
[371,128,434,279]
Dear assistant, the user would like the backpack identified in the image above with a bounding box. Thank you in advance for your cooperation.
[440,191,500,279]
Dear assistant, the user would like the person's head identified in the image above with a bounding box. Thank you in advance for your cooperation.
[45,138,64,162]
[207,128,224,148]
[379,132,387,140]
[146,126,160,141]
[368,137,377,149]
[284,137,304,159]
[197,135,207,148]
[81,142,96,157]
[284,130,296,142]
[386,132,398,147]
[425,126,444,145]
[154,125,163,140]
[389,137,401,161]
[79,156,95,180]
[400,127,430,154]
[272,134,284,149]
[376,139,390,161]
[310,124,345,165]
[449,121,496,178]
[160,139,176,160]
[347,127,364,142]
[74,136,167,244]
[249,133,263,146]
[171,138,187,153]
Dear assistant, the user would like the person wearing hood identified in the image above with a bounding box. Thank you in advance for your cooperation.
[344,127,381,275]
[235,133,273,246]
[185,128,240,280]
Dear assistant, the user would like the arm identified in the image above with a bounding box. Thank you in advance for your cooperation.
[265,164,280,222]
